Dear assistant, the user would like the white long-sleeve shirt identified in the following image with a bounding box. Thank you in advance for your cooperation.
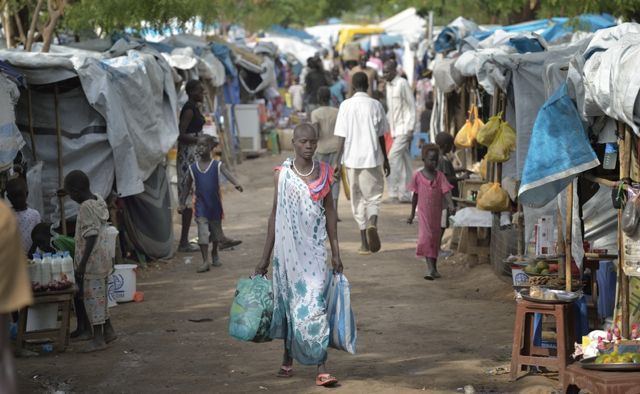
[385,75,416,137]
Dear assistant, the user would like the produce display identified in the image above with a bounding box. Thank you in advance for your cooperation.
[523,260,557,275]
[594,352,640,364]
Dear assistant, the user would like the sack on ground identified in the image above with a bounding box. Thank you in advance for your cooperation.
[229,275,274,342]
[324,273,357,354]
[476,182,510,212]
[454,105,484,149]
[476,112,502,146]
[486,121,516,162]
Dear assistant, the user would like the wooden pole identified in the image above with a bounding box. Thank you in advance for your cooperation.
[619,123,632,337]
[565,182,574,291]
[54,85,67,235]
[27,89,37,161]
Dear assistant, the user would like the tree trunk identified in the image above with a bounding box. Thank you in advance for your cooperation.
[26,0,45,52]
[41,0,66,53]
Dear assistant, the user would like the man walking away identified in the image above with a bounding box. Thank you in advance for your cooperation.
[312,87,341,217]
[335,72,390,255]
[383,59,416,203]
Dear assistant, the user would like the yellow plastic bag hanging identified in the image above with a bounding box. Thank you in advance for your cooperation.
[476,182,511,212]
[485,121,516,162]
[479,158,488,180]
[454,105,484,149]
[476,112,503,147]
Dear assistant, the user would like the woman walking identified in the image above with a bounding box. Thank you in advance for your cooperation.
[255,123,343,386]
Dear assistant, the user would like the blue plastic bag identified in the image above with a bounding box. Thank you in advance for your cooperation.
[324,273,357,354]
[229,276,273,343]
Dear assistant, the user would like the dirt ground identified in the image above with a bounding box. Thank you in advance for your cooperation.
[16,154,562,394]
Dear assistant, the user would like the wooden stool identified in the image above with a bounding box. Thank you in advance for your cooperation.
[510,299,575,385]
[16,288,75,353]
[563,363,640,394]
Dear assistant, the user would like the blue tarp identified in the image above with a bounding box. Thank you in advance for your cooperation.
[436,14,616,53]
[518,83,600,207]
[473,14,616,43]
[210,43,237,78]
[268,25,314,40]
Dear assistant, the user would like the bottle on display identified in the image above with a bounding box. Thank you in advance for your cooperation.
[41,253,53,286]
[30,253,42,285]
[51,253,63,282]
[61,251,75,283]
[603,143,618,170]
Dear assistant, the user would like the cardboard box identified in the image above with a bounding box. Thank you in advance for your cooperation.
[511,264,530,286]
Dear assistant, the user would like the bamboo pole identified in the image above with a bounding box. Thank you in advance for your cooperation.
[565,182,574,291]
[27,89,37,161]
[619,123,632,337]
[54,85,66,235]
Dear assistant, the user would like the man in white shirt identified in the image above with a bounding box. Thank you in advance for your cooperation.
[335,72,390,255]
[383,59,416,203]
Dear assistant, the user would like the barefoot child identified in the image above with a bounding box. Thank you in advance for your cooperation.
[63,170,116,351]
[407,144,455,280]
[181,135,243,273]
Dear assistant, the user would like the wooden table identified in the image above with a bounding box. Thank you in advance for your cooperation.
[16,287,76,353]
[563,363,640,394]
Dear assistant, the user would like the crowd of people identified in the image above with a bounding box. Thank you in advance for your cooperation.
[0,43,459,391]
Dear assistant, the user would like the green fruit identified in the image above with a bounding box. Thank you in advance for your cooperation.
[524,266,536,274]
[536,261,549,270]
[541,269,550,275]
[595,355,606,364]
[632,354,640,364]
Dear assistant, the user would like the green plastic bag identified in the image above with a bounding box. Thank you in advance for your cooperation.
[476,112,502,147]
[486,121,516,162]
[229,276,274,342]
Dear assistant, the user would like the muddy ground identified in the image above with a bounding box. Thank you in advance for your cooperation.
[16,154,561,394]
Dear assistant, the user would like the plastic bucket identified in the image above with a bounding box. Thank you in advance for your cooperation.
[108,264,137,303]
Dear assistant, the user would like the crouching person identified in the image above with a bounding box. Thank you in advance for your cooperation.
[63,170,116,352]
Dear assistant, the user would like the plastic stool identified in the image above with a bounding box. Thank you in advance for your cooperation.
[510,299,575,385]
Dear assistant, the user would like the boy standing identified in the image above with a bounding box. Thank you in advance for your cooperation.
[181,135,243,273]
[63,170,116,352]
[5,177,41,254]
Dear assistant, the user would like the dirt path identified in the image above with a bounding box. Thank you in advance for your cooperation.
[16,154,559,393]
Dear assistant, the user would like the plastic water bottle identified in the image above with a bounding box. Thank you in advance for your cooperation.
[603,143,618,170]
[31,253,42,285]
[41,253,53,287]
[61,251,75,283]
[51,253,63,282]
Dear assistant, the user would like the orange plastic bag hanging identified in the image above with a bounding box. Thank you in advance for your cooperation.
[454,105,484,149]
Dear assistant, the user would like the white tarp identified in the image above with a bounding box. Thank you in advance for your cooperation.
[1,43,179,221]
[582,24,640,135]
[0,73,23,171]
[380,7,425,43]
[258,35,320,64]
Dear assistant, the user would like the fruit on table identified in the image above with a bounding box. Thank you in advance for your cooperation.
[540,269,550,275]
[536,261,549,271]
[549,264,558,273]
[593,352,640,364]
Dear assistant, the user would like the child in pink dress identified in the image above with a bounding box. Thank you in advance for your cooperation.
[407,144,455,280]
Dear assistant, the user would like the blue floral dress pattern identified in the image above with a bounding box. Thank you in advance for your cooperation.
[270,159,330,365]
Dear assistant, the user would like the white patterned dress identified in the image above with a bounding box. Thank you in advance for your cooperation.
[270,158,333,365]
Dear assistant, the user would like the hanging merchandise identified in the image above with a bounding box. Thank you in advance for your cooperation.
[480,158,488,180]
[476,112,503,146]
[622,187,640,237]
[486,121,516,162]
[454,104,484,149]
[476,182,511,212]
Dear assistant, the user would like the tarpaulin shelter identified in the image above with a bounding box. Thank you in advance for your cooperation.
[0,40,179,259]
[0,60,24,173]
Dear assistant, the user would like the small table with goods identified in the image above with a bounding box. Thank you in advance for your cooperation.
[510,287,579,386]
[563,341,640,393]
[16,286,76,353]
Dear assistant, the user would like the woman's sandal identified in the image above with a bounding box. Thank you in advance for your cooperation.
[277,365,293,378]
[315,373,338,387]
